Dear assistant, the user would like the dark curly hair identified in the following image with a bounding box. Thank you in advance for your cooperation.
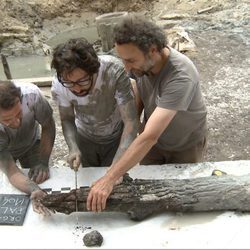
[51,38,100,76]
[0,80,21,109]
[113,14,167,54]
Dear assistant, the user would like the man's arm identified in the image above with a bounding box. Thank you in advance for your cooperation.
[112,99,138,163]
[29,116,56,184]
[0,151,53,216]
[87,107,177,212]
[130,79,144,121]
[130,79,144,133]
[0,151,40,193]
[59,105,81,169]
[40,116,56,166]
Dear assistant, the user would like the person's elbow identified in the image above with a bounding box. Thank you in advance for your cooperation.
[141,130,159,147]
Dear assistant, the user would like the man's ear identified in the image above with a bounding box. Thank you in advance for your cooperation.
[149,45,158,56]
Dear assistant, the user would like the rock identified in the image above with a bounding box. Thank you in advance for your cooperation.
[83,230,103,247]
[164,25,197,52]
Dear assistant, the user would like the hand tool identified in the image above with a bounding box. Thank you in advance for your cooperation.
[73,160,79,224]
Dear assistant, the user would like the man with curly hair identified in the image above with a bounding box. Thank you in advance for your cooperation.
[51,38,138,172]
[87,14,207,212]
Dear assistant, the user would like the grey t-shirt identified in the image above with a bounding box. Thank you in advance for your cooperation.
[136,47,207,151]
[51,55,134,143]
[0,82,53,158]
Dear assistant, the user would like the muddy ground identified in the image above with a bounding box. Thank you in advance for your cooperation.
[0,0,249,165]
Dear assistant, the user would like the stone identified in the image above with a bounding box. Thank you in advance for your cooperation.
[83,230,103,247]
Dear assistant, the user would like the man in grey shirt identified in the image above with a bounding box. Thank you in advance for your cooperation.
[51,38,138,172]
[0,80,55,215]
[87,14,207,212]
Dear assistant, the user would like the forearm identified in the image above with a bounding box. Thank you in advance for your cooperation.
[40,118,56,165]
[113,99,139,163]
[108,132,156,182]
[0,152,40,194]
[9,170,41,194]
[112,124,138,163]
[61,120,79,151]
[109,107,177,181]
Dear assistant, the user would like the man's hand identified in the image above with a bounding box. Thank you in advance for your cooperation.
[31,189,55,216]
[67,150,81,171]
[28,163,49,184]
[87,175,116,212]
[106,167,123,185]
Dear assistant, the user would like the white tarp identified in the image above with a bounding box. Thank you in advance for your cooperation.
[0,160,250,249]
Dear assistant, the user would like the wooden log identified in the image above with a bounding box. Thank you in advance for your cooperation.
[197,5,218,14]
[41,174,250,221]
[1,54,12,79]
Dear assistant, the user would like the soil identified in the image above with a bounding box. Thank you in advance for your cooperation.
[0,0,249,164]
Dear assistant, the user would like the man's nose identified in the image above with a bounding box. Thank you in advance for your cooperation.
[72,84,82,92]
[11,118,21,127]
[124,62,132,72]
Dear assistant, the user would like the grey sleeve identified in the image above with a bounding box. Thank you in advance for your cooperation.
[0,130,9,152]
[32,89,53,125]
[51,78,72,107]
[157,77,197,111]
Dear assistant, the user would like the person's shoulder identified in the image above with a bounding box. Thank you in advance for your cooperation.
[13,81,40,94]
[51,75,70,96]
[169,47,195,66]
[168,47,199,78]
[51,75,62,89]
[51,75,75,104]
[99,54,122,66]
[98,55,125,79]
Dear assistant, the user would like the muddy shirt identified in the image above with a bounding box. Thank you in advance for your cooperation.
[136,47,207,151]
[0,82,53,158]
[51,55,134,143]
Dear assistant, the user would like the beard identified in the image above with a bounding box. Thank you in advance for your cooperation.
[71,90,90,97]
[130,56,154,77]
[6,118,22,129]
[70,81,93,97]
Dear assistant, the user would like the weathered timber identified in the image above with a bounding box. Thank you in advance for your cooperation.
[41,174,250,221]
[1,54,12,79]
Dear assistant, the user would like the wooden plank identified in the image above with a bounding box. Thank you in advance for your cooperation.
[12,76,53,87]
[1,54,12,80]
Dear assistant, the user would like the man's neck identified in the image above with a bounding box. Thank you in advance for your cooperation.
[150,47,170,75]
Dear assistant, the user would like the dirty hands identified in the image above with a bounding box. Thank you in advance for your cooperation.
[28,163,49,184]
[67,150,81,171]
[87,174,116,212]
[31,189,55,216]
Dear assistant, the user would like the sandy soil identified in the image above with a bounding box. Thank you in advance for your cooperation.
[0,0,249,164]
